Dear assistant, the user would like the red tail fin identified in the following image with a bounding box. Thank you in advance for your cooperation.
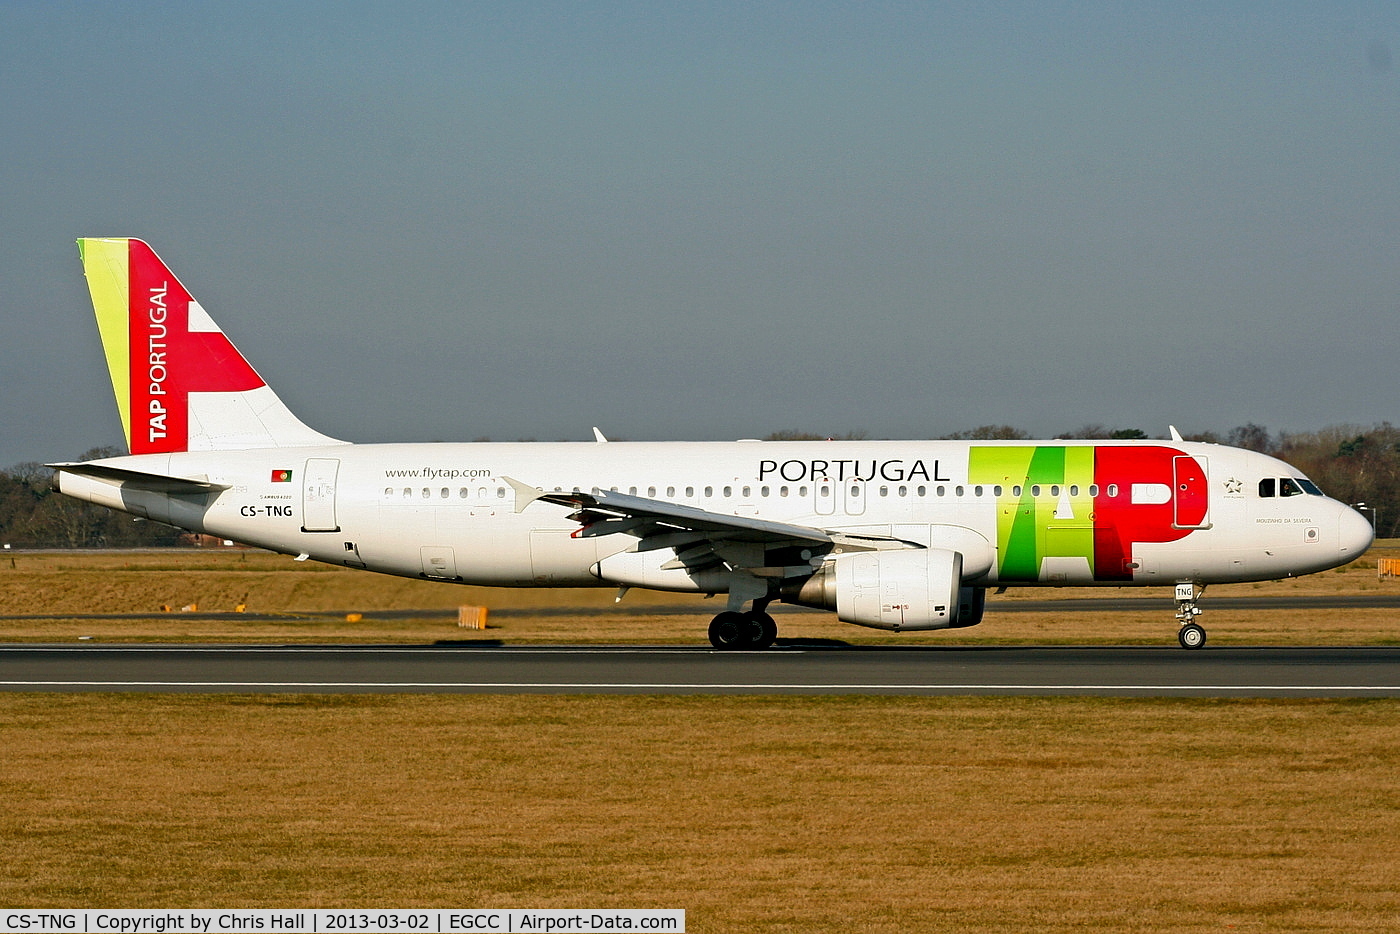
[79,238,344,452]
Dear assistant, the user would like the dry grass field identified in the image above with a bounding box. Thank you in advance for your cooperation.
[2,547,1399,930]
[2,694,1398,931]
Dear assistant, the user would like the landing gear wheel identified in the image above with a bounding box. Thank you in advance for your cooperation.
[748,611,778,650]
[1178,622,1207,650]
[1173,582,1207,650]
[708,611,751,650]
[708,610,779,649]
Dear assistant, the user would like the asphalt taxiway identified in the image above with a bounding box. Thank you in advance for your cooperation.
[2,643,1398,696]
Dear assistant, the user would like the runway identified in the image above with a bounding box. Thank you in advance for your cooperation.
[2,643,1399,696]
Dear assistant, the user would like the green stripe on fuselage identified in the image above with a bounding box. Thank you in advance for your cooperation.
[970,446,1096,582]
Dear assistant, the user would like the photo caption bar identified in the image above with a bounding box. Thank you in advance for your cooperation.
[0,911,684,934]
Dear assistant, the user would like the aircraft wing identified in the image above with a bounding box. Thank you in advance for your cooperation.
[504,477,909,552]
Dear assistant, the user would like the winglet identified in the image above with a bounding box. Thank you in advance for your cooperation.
[504,476,546,513]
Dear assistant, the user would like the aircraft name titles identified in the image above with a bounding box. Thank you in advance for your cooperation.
[758,458,950,483]
[144,283,170,442]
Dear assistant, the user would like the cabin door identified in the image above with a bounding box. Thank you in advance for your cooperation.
[1173,456,1210,529]
[302,457,341,532]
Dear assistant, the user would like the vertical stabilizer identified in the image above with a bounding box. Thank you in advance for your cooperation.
[77,238,345,453]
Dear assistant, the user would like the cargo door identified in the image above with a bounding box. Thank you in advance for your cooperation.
[420,545,459,580]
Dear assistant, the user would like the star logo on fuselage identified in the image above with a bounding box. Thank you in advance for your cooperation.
[1223,477,1243,494]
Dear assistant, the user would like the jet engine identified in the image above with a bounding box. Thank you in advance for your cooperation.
[782,547,984,630]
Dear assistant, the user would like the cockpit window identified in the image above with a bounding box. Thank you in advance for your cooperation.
[1259,477,1324,498]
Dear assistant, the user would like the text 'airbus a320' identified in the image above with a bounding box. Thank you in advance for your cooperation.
[52,239,1374,649]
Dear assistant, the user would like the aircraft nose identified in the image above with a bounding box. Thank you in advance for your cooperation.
[1339,505,1375,558]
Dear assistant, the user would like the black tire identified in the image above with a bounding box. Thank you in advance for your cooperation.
[1178,622,1207,650]
[708,611,751,650]
[748,611,778,650]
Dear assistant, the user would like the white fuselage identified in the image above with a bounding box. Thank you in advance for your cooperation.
[58,439,1374,592]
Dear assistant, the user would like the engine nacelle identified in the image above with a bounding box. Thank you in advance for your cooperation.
[784,548,971,631]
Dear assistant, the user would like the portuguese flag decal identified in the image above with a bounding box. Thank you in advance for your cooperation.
[271,469,293,483]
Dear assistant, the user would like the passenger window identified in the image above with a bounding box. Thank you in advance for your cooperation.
[1069,485,1079,496]
[898,485,908,497]
[1031,485,1041,497]
[936,485,946,497]
[421,488,430,499]
[648,486,656,497]
[1280,478,1304,497]
[761,486,770,497]
[879,486,889,497]
[723,486,732,497]
[629,486,638,496]
[742,486,751,497]
[1012,485,1022,497]
[459,488,468,498]
[384,487,393,498]
[666,486,675,497]
[993,485,1002,496]
[1259,478,1275,498]
[1088,484,1098,497]
[686,486,695,497]
[402,488,411,499]
[497,487,506,498]
[704,486,713,497]
[440,487,449,499]
[955,486,965,497]
[973,485,983,497]
[1107,484,1119,497]
[780,486,789,497]
[1050,485,1060,496]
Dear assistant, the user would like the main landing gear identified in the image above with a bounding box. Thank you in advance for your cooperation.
[1175,582,1207,649]
[708,605,779,650]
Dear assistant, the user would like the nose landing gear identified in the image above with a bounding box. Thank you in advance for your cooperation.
[1175,582,1207,649]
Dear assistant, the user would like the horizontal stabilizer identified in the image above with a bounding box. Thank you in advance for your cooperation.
[47,462,231,494]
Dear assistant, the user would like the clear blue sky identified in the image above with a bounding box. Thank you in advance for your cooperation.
[2,1,1396,466]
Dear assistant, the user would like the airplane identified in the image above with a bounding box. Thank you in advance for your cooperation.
[51,238,1374,650]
